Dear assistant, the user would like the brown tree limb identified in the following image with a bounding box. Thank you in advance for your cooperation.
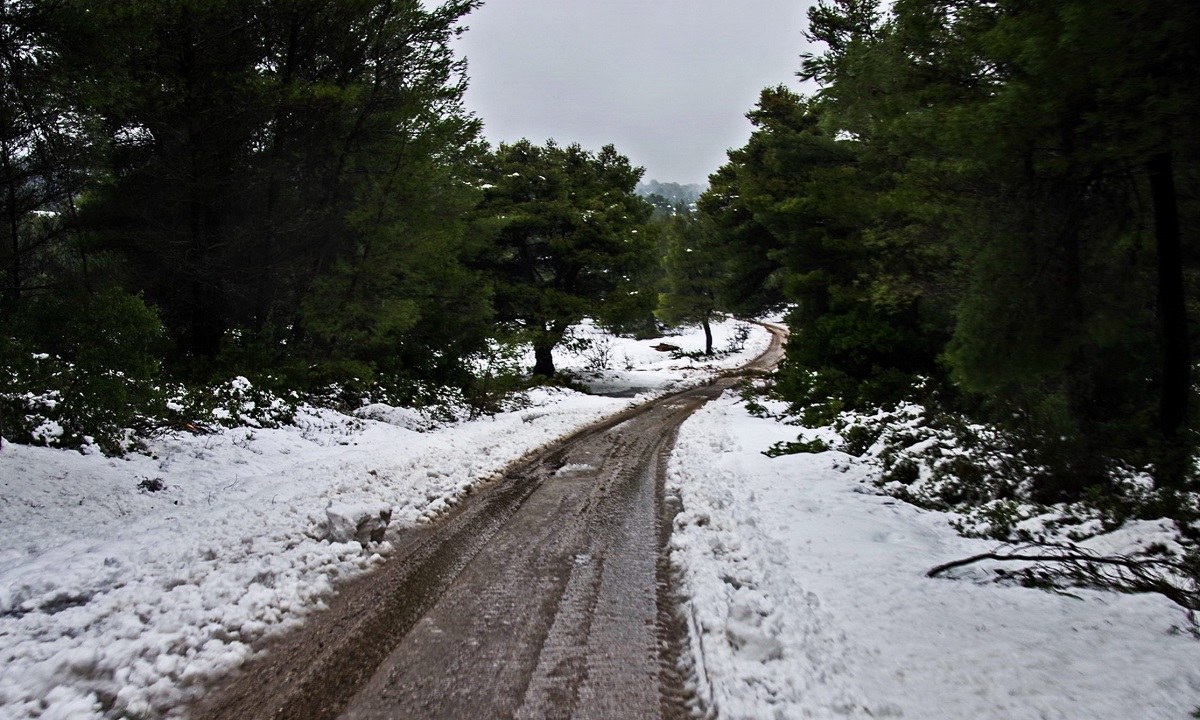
[927,542,1199,615]
[927,548,1171,578]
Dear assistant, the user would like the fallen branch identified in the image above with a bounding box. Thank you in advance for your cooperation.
[148,418,217,437]
[928,548,1171,578]
[927,542,1200,614]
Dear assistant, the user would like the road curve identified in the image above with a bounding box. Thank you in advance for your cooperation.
[190,325,786,720]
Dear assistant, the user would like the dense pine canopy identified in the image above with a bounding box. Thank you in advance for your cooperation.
[695,0,1198,496]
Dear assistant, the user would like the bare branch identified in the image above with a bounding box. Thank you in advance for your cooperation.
[927,542,1199,616]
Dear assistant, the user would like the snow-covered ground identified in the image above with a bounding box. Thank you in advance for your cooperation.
[26,314,1195,720]
[0,319,768,720]
[668,392,1200,719]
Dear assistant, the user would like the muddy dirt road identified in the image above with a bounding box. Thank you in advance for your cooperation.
[192,327,784,720]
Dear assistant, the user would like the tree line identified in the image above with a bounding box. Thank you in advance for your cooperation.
[685,0,1198,500]
[1,0,662,451]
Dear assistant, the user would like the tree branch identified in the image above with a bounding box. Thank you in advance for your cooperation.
[927,542,1199,615]
[927,548,1170,578]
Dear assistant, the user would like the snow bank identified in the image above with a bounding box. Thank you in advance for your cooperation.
[0,318,768,720]
[668,393,1200,719]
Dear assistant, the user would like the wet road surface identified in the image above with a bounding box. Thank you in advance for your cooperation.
[191,327,784,720]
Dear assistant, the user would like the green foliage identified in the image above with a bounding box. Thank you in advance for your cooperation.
[657,213,718,325]
[1,289,165,454]
[0,0,518,452]
[475,139,655,376]
[771,365,849,427]
[949,499,1027,541]
[704,0,1199,504]
[702,88,950,412]
[462,337,532,418]
[162,375,299,432]
[840,423,880,457]
[764,437,830,457]
[70,0,486,369]
[0,0,97,321]
[881,458,920,486]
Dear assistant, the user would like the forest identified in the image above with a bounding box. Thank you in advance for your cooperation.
[701,0,1199,521]
[2,0,1197,525]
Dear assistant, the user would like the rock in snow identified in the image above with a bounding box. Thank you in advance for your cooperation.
[326,502,392,544]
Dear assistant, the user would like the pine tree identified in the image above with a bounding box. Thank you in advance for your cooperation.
[475,140,654,377]
[0,0,93,319]
[701,86,951,406]
[657,211,720,355]
[790,0,1199,493]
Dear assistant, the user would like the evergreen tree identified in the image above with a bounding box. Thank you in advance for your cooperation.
[701,86,952,407]
[657,211,720,355]
[767,0,1200,494]
[0,0,94,319]
[871,0,1198,490]
[475,140,654,377]
[695,163,786,317]
[68,0,487,384]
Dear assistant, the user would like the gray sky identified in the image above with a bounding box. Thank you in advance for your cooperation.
[453,1,817,185]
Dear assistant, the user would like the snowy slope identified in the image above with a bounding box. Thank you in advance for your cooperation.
[668,393,1200,719]
[0,319,768,720]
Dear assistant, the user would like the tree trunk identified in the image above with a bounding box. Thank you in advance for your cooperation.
[189,278,225,359]
[533,344,555,378]
[1147,150,1190,486]
[254,15,301,335]
[702,314,713,356]
[3,149,21,317]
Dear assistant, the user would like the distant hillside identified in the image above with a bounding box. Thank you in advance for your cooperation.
[636,180,706,216]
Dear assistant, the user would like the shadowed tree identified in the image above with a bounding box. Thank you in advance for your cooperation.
[0,0,94,320]
[774,0,1199,493]
[75,0,486,375]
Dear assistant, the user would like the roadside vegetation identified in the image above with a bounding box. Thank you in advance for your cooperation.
[711,0,1200,612]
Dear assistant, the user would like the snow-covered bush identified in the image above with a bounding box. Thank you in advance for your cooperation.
[1,289,166,454]
[159,375,299,432]
[0,289,308,453]
[463,338,534,417]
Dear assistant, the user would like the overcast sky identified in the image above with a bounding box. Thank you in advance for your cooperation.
[453,1,818,185]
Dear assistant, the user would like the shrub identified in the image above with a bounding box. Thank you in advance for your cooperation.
[764,436,830,457]
[1,289,166,454]
[161,375,299,431]
[882,458,920,485]
[840,423,880,456]
[463,339,529,417]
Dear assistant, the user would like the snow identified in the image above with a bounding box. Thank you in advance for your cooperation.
[668,393,1200,719]
[9,314,1196,719]
[0,318,767,720]
[552,318,765,399]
